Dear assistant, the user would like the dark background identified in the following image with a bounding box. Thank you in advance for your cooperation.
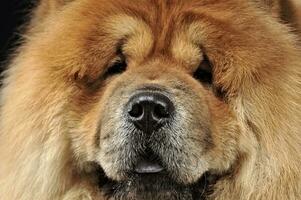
[0,0,35,71]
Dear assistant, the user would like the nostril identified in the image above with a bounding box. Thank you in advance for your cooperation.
[126,91,175,133]
[153,103,169,119]
[128,103,144,119]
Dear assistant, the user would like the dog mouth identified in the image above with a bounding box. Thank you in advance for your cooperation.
[81,148,225,200]
[92,155,222,200]
[96,168,220,200]
[134,156,165,174]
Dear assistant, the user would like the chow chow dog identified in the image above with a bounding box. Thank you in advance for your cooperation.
[0,0,300,199]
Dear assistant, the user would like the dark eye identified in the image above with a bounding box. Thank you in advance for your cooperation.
[104,55,127,78]
[193,55,213,85]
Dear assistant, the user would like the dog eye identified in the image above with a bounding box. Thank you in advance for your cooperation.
[104,56,127,78]
[193,56,213,85]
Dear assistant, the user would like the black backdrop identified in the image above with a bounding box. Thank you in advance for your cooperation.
[0,0,34,71]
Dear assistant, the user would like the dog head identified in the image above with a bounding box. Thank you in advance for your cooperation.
[3,0,300,199]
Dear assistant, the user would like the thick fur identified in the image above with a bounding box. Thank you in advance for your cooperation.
[0,0,300,200]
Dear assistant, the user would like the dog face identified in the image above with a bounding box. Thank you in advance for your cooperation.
[9,0,299,199]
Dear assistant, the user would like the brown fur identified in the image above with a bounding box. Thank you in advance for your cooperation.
[0,0,300,200]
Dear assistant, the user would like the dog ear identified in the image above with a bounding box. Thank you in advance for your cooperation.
[253,0,301,33]
[252,0,282,17]
[252,0,299,19]
[32,0,74,22]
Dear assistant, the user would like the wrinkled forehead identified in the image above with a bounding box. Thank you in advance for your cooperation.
[47,0,265,83]
[102,14,205,69]
[74,0,243,67]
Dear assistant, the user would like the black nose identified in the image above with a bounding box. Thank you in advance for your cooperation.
[126,91,174,133]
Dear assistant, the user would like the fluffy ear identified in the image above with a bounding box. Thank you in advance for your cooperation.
[32,0,74,22]
[252,0,282,17]
[253,0,301,33]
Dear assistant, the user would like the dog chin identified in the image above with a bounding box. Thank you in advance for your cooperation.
[97,169,218,200]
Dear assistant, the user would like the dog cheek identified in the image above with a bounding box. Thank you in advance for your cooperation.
[66,100,104,166]
[205,96,241,171]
